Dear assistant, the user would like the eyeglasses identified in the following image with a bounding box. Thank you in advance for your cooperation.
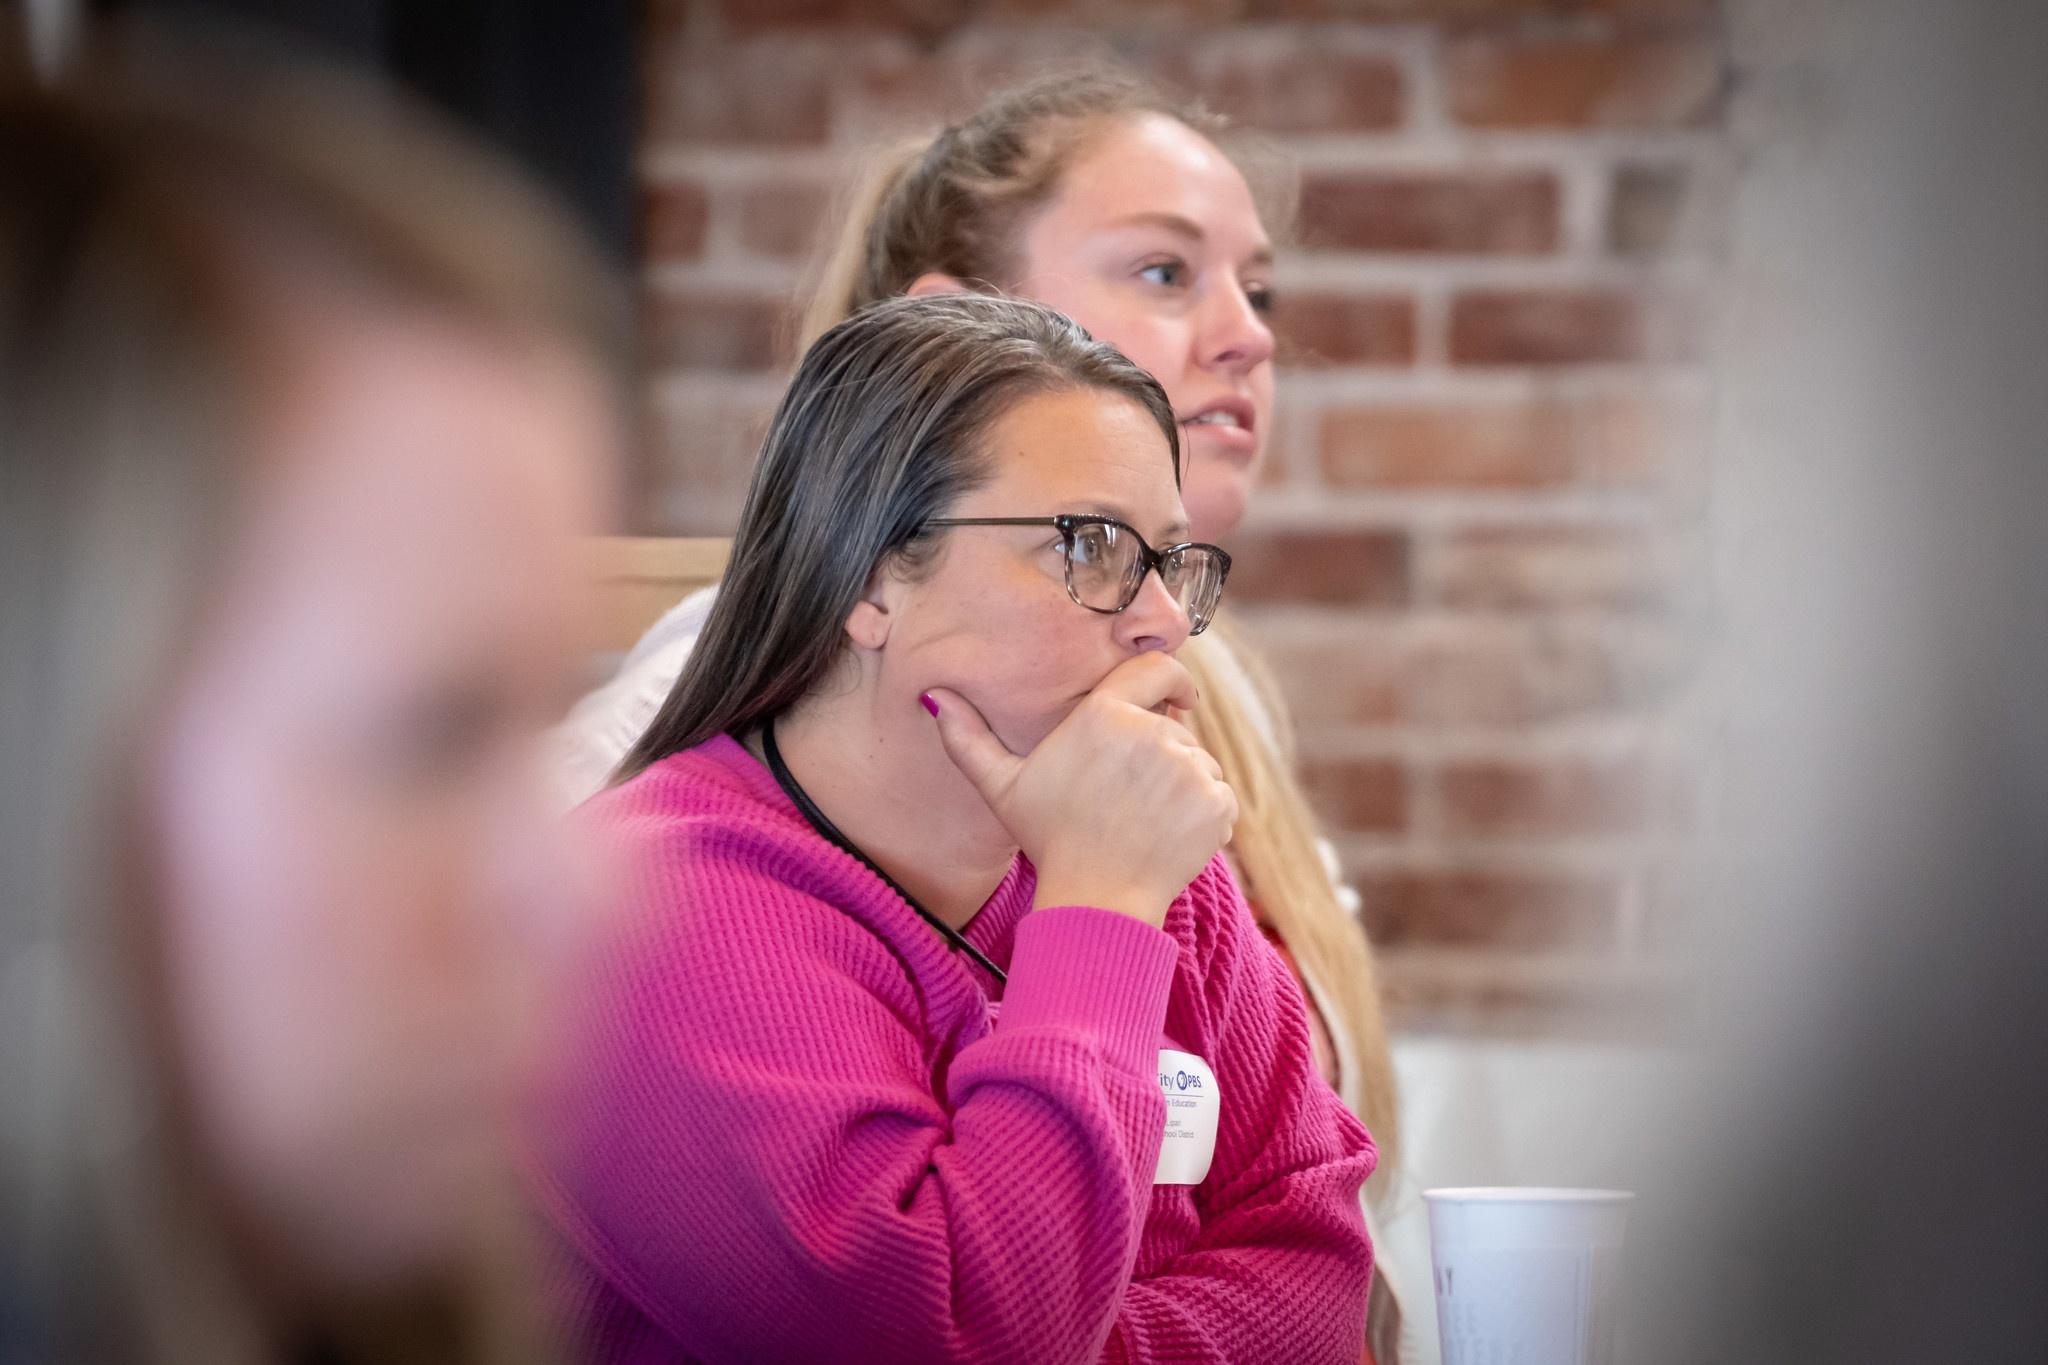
[923,514,1232,635]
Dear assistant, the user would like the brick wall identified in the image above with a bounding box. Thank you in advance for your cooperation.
[635,0,1726,1034]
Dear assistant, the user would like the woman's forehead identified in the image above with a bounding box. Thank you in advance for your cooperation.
[969,388,1186,532]
[1048,114,1267,247]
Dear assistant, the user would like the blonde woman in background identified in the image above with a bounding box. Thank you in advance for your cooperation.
[0,32,626,1365]
[557,69,1428,1363]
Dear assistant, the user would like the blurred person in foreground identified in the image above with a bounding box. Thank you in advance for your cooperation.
[1626,0,2048,1360]
[0,26,626,1364]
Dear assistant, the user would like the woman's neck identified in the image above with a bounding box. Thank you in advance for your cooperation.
[762,687,1019,931]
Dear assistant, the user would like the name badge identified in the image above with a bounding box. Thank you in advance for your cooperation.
[1154,1048,1220,1185]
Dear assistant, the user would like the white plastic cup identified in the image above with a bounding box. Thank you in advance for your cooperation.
[1424,1187,1633,1365]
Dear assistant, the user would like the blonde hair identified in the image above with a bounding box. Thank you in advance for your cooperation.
[0,29,621,1364]
[793,67,1399,1191]
[1183,622,1401,1183]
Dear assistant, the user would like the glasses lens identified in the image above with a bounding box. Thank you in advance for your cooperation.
[1162,548,1227,632]
[1066,520,1143,611]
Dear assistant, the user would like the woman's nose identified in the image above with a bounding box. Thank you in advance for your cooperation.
[1115,568,1194,655]
[1199,280,1277,376]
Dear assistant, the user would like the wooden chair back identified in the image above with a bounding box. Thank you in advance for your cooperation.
[581,536,730,655]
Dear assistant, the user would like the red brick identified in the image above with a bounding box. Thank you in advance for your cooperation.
[644,290,790,372]
[1258,620,1685,729]
[1299,756,1410,833]
[1318,403,1575,489]
[643,40,834,146]
[738,181,832,260]
[1160,40,1404,133]
[1316,392,1691,490]
[1376,954,1678,1039]
[1222,527,1411,606]
[715,0,976,33]
[845,45,1046,137]
[1356,866,1623,950]
[1438,754,1653,837]
[1449,289,1666,367]
[1432,524,1669,610]
[1248,0,1709,16]
[845,32,1397,144]
[1443,34,1722,129]
[1318,392,1691,490]
[640,180,709,263]
[638,392,780,536]
[1251,628,1405,726]
[1400,620,1638,726]
[1274,292,1417,367]
[1299,172,1560,255]
[1573,390,1698,485]
[986,0,1248,24]
[1608,162,1689,256]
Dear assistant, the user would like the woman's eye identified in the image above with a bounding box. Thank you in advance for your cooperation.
[1245,281,1276,315]
[1137,258,1188,289]
[1070,526,1114,566]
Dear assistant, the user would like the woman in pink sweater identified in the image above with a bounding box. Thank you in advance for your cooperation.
[539,293,1376,1362]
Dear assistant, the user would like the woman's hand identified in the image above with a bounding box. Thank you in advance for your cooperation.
[923,652,1237,927]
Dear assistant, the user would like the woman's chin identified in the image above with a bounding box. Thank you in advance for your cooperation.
[975,695,1083,758]
[968,669,1158,757]
[991,714,1063,757]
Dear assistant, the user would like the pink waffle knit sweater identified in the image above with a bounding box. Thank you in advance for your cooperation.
[534,733,1377,1363]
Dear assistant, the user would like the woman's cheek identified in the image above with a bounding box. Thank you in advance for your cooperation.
[1105,318,1191,403]
[999,633,1135,751]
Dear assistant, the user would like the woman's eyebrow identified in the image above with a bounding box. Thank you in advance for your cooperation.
[1100,211,1275,269]
[1076,503,1192,541]
[1105,210,1204,242]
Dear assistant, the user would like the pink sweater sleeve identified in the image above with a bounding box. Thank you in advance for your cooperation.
[1103,863,1380,1363]
[545,830,1180,1364]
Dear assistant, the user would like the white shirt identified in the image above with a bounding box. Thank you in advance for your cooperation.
[552,585,719,806]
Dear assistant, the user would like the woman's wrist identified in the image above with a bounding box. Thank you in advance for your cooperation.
[1031,873,1172,927]
[999,905,1178,1060]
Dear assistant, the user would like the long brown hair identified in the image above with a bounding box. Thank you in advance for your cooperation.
[793,67,1401,1189]
[617,292,1180,779]
[0,29,622,1364]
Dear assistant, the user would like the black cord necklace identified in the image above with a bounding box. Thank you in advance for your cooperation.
[758,717,1008,986]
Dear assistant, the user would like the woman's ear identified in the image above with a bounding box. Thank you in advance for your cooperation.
[844,600,891,652]
[905,272,968,299]
[843,562,910,652]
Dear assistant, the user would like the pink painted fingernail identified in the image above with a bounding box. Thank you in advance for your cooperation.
[919,692,939,717]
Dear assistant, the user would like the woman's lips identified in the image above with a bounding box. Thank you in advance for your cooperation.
[1179,398,1259,462]
[1181,413,1258,463]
